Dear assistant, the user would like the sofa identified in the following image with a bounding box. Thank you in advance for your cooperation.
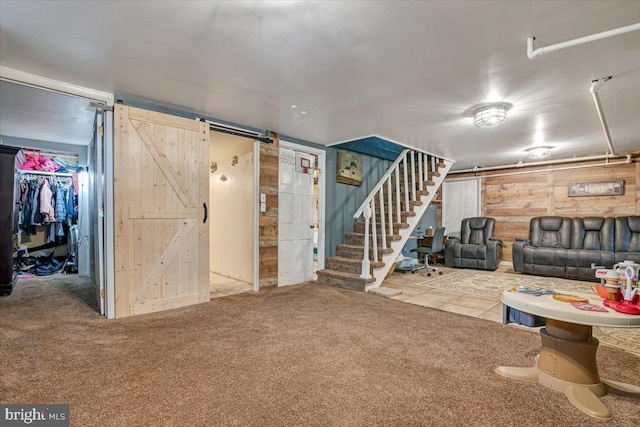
[512,216,640,281]
[444,217,503,271]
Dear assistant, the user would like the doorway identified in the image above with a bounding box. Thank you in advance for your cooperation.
[208,133,256,298]
[0,78,109,314]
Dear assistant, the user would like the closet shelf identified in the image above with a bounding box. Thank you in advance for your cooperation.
[18,169,75,177]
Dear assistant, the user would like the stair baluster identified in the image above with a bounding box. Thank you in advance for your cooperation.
[403,154,410,212]
[360,203,372,279]
[410,152,417,202]
[418,153,424,192]
[395,164,401,223]
[378,188,387,251]
[387,177,393,236]
[371,197,378,264]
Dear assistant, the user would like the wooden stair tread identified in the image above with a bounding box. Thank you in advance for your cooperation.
[317,269,376,283]
[336,244,394,254]
[328,256,385,268]
[345,232,402,241]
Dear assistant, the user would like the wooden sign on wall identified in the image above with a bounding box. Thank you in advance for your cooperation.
[567,180,625,197]
[336,151,363,186]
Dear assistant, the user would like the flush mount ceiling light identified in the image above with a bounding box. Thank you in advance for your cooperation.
[473,104,508,128]
[525,146,554,160]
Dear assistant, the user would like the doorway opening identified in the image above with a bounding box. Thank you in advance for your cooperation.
[0,79,108,314]
[208,133,256,298]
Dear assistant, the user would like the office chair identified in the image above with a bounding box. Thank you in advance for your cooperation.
[411,226,445,276]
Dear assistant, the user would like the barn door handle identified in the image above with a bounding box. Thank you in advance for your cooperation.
[203,202,208,223]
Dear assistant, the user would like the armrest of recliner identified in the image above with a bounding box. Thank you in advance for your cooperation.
[488,237,503,246]
[512,238,531,272]
[444,236,459,248]
[486,238,503,270]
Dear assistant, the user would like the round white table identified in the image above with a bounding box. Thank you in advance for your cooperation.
[496,290,640,420]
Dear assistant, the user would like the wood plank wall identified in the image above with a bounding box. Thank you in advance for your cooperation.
[259,133,279,288]
[447,154,640,262]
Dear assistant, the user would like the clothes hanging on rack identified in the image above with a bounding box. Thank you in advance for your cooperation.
[40,178,56,222]
[16,172,79,276]
[18,173,77,242]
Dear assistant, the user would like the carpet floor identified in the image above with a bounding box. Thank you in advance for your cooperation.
[1,275,639,426]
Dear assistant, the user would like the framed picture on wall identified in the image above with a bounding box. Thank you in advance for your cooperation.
[567,180,625,197]
[336,151,363,186]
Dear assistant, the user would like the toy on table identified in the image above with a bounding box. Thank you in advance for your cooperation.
[571,302,608,312]
[511,286,555,296]
[553,294,589,303]
[600,261,640,315]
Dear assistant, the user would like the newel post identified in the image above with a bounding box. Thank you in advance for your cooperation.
[361,203,372,279]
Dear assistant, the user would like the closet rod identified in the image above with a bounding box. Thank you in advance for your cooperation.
[18,169,74,177]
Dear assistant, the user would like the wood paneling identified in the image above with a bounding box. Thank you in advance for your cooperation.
[259,134,280,289]
[449,155,640,262]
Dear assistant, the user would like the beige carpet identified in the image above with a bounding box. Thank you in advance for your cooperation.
[414,269,640,355]
[1,275,639,426]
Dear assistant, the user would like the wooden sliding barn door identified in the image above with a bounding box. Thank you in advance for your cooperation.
[114,105,209,317]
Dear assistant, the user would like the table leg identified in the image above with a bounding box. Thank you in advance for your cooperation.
[496,319,640,420]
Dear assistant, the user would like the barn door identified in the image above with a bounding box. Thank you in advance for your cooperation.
[278,148,315,286]
[113,105,209,317]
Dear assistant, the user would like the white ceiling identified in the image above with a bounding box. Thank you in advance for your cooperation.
[1,1,639,170]
[0,80,95,146]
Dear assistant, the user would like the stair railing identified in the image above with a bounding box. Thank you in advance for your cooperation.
[354,149,443,279]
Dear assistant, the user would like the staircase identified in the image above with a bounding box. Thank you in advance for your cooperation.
[317,149,454,292]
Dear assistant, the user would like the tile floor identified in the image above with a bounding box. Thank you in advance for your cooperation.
[382,265,512,326]
[210,272,253,299]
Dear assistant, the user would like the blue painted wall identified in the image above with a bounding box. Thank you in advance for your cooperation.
[324,147,392,257]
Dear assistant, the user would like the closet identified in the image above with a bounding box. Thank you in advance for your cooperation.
[6,149,83,293]
[0,77,110,317]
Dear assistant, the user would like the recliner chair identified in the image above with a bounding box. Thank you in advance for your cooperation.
[445,217,503,271]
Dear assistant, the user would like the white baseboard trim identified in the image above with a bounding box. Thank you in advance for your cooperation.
[500,261,514,267]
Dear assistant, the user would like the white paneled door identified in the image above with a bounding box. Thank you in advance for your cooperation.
[278,148,315,286]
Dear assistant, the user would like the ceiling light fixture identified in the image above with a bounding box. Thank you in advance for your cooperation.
[525,146,554,160]
[473,104,507,128]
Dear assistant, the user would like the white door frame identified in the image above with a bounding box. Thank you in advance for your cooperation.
[93,111,105,314]
[278,140,326,271]
[103,110,116,318]
[252,140,260,293]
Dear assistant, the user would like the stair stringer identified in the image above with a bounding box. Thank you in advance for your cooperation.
[365,159,454,291]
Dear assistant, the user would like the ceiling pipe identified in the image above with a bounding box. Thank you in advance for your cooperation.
[590,76,616,155]
[453,153,629,175]
[527,23,640,59]
[447,157,631,180]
